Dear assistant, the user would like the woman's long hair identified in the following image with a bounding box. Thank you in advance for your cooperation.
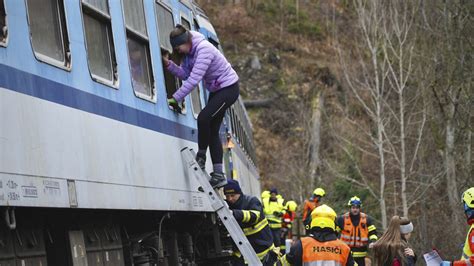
[372,216,411,266]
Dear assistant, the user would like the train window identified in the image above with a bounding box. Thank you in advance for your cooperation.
[82,0,117,85]
[193,19,200,31]
[26,0,70,68]
[181,17,191,30]
[0,0,6,45]
[182,16,202,117]
[155,3,186,113]
[123,0,155,99]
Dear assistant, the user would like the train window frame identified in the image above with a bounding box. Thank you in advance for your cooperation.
[122,0,156,102]
[25,0,71,70]
[81,0,118,88]
[181,14,203,119]
[0,0,7,46]
[154,1,188,114]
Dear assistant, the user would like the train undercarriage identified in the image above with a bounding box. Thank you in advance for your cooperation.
[0,207,234,266]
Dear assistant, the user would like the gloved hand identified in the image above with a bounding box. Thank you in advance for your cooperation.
[167,98,181,112]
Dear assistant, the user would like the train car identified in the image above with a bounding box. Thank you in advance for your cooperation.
[0,0,260,265]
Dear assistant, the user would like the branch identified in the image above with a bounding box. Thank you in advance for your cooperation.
[243,98,275,109]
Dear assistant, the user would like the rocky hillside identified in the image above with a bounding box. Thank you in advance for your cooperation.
[197,0,473,260]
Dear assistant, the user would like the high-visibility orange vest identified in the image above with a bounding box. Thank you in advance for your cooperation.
[340,212,369,248]
[301,236,351,265]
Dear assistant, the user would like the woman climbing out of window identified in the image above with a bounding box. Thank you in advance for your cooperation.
[162,25,239,188]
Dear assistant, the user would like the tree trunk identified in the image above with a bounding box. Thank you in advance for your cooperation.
[309,91,324,187]
[400,88,408,217]
[445,113,459,223]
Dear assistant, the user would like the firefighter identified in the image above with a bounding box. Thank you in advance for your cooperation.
[302,188,325,233]
[223,179,278,265]
[453,187,474,265]
[280,200,298,254]
[336,196,378,266]
[263,188,286,249]
[281,204,355,266]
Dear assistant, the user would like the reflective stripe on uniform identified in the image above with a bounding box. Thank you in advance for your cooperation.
[368,225,376,232]
[242,218,269,236]
[250,210,261,220]
[256,244,275,259]
[233,244,275,261]
[303,261,344,266]
[352,251,368,258]
[461,223,474,260]
[242,211,251,223]
[270,222,283,229]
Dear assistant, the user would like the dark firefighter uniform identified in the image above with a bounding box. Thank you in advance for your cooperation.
[224,179,277,265]
[281,204,355,266]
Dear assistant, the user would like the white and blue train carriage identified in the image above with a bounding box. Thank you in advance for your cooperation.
[0,0,260,264]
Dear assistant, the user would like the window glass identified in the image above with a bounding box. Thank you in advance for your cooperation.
[181,17,191,30]
[123,0,154,99]
[26,0,69,64]
[155,3,185,112]
[182,16,201,116]
[190,86,202,116]
[123,0,147,36]
[0,0,6,43]
[155,4,174,51]
[83,0,109,14]
[128,38,153,97]
[82,1,117,83]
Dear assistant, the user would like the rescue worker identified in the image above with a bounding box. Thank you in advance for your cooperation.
[281,200,298,254]
[302,188,326,232]
[263,188,286,249]
[262,190,271,202]
[282,204,355,266]
[336,196,378,266]
[223,179,278,265]
[456,187,474,263]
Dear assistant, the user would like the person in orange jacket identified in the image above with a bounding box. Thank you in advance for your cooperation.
[302,188,325,233]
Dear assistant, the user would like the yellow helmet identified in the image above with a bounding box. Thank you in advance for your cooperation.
[348,196,362,207]
[261,190,270,199]
[286,201,298,212]
[313,188,326,197]
[463,187,474,208]
[310,204,337,230]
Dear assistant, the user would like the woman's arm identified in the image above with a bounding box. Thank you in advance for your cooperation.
[172,47,214,101]
[167,60,188,80]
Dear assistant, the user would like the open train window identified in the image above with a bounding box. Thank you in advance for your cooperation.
[0,0,6,45]
[82,0,118,86]
[26,0,70,69]
[155,2,186,113]
[181,16,202,118]
[123,0,155,100]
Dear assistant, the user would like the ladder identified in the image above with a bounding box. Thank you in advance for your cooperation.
[181,147,263,266]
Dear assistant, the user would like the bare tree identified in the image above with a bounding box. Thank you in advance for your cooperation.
[335,0,391,229]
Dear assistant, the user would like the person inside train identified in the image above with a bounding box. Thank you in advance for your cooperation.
[163,25,239,189]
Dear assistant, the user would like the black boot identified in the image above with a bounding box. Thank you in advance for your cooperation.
[195,153,206,170]
[209,172,227,188]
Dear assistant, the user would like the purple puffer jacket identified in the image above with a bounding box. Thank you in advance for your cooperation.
[167,31,239,101]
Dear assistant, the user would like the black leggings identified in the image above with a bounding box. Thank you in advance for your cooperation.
[197,82,239,165]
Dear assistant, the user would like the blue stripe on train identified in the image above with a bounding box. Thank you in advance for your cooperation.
[0,63,197,142]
